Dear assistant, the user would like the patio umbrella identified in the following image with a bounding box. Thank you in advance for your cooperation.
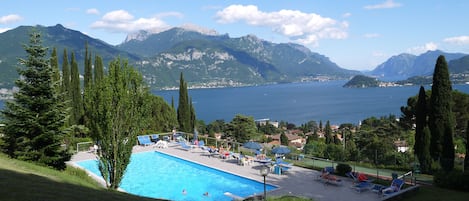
[271,146,291,155]
[242,141,262,150]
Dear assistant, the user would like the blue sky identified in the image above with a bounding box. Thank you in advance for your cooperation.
[1,0,468,71]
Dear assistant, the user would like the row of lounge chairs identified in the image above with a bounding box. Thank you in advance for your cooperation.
[316,166,405,197]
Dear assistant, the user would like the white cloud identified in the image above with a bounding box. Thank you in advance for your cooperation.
[91,10,175,33]
[407,42,438,55]
[364,0,402,10]
[342,12,352,18]
[443,36,469,45]
[215,5,347,46]
[364,33,380,38]
[86,8,100,15]
[0,14,22,24]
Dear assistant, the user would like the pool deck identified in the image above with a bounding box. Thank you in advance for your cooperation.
[70,144,381,201]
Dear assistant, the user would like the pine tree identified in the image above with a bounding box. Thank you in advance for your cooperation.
[93,55,104,83]
[0,32,70,170]
[415,86,432,173]
[84,42,92,89]
[177,73,192,132]
[61,49,70,97]
[70,52,83,125]
[429,55,454,172]
[84,58,149,189]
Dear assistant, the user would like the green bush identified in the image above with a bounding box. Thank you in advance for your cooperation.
[335,163,352,176]
[434,170,469,191]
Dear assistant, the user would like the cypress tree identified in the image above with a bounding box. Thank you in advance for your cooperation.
[70,52,83,125]
[0,32,70,170]
[84,58,148,189]
[93,55,104,83]
[177,73,192,132]
[280,133,289,146]
[61,49,70,97]
[50,47,60,85]
[325,120,332,144]
[429,55,454,172]
[415,86,432,173]
[84,42,92,89]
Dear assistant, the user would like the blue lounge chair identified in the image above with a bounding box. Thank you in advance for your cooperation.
[137,135,154,146]
[178,142,194,151]
[275,158,292,166]
[150,134,159,142]
[353,181,374,192]
[382,179,404,196]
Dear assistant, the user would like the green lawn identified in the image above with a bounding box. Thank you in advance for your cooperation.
[402,185,469,201]
[0,153,162,201]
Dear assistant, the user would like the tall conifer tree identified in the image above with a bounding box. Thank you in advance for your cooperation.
[415,86,432,173]
[61,49,70,96]
[0,32,70,170]
[70,52,83,125]
[177,73,192,132]
[93,55,104,83]
[50,47,60,85]
[429,55,454,172]
[84,42,92,89]
[325,120,332,144]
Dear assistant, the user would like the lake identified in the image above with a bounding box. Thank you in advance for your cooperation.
[155,80,469,125]
[2,81,469,125]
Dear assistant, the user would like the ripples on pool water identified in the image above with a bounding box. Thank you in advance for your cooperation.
[76,151,276,201]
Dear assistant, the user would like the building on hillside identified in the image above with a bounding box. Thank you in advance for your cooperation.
[394,139,409,153]
[255,118,279,128]
[269,133,305,149]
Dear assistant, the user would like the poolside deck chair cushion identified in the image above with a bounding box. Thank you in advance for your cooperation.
[178,142,194,151]
[150,134,159,142]
[137,135,154,146]
[382,179,404,196]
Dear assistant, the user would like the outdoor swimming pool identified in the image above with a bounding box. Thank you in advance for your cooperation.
[76,151,277,201]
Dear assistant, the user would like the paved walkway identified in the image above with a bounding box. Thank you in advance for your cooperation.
[70,144,382,201]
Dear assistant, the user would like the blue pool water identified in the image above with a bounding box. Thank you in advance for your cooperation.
[76,151,276,201]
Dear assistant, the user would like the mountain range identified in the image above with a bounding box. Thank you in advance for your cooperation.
[1,24,469,90]
[369,50,468,81]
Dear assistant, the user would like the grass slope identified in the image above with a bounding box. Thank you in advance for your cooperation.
[0,153,162,201]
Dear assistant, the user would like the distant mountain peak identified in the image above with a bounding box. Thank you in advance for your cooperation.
[124,24,218,43]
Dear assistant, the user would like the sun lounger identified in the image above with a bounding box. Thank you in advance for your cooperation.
[178,142,194,151]
[150,134,159,142]
[353,181,374,192]
[381,179,404,197]
[316,167,342,185]
[137,135,154,146]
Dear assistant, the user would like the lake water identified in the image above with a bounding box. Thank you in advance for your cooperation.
[2,81,469,125]
[155,80,469,125]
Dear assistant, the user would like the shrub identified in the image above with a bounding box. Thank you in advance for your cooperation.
[335,163,352,176]
[434,170,469,191]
